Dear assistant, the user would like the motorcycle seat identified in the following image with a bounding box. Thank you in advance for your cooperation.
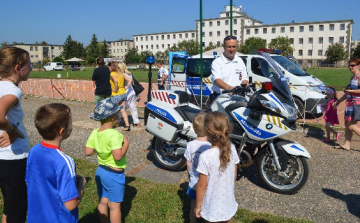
[174,91,189,104]
[225,101,247,114]
[175,106,201,122]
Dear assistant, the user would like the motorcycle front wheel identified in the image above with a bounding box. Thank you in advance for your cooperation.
[152,136,187,171]
[257,151,309,195]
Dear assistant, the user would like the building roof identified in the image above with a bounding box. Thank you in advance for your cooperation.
[133,30,196,37]
[246,19,354,28]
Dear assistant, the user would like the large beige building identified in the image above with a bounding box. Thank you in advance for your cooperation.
[107,40,134,59]
[12,44,63,64]
[133,5,355,66]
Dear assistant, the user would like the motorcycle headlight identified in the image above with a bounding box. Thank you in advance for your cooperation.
[283,102,297,120]
[259,100,281,115]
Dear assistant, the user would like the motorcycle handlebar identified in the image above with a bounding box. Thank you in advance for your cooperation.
[222,85,251,94]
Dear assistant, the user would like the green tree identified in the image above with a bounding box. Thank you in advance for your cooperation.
[41,41,48,45]
[52,56,64,63]
[176,39,199,56]
[139,51,153,63]
[268,36,294,56]
[1,41,9,48]
[239,37,267,54]
[203,42,218,53]
[155,51,167,64]
[352,43,360,59]
[325,43,348,64]
[62,35,75,59]
[124,48,140,64]
[87,34,99,59]
[98,39,109,58]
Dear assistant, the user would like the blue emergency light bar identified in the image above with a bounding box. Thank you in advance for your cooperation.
[259,48,281,54]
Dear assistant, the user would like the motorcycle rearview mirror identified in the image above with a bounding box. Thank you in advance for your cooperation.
[249,76,253,84]
[240,83,247,88]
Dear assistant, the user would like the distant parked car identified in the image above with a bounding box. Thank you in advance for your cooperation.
[44,62,63,71]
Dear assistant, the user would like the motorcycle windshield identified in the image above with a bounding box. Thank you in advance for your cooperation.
[254,51,292,101]
[271,55,309,77]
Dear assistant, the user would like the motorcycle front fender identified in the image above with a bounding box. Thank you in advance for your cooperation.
[275,140,311,158]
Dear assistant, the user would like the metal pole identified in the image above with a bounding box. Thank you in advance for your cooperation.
[147,65,152,102]
[200,0,203,109]
[230,0,233,35]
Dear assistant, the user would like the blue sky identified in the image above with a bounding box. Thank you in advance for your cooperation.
[1,0,358,46]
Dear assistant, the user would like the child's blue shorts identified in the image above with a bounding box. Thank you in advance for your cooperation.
[186,186,196,200]
[95,165,125,202]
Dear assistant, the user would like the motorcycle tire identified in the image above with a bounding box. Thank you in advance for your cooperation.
[257,150,309,195]
[152,136,187,171]
[294,97,305,119]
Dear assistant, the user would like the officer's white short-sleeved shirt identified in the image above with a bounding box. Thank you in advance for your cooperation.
[211,53,249,94]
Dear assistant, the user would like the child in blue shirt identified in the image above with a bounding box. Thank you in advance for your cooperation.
[85,97,129,223]
[26,103,87,223]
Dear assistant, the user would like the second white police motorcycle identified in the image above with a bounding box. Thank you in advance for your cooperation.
[144,51,311,194]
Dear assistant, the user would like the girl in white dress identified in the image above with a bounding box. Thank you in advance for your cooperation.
[195,111,239,223]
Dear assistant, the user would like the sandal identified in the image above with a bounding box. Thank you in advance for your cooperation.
[336,133,342,141]
[333,145,350,151]
[123,126,131,131]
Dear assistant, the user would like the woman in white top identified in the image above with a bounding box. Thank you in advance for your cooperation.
[0,47,31,223]
[119,63,140,127]
[195,111,239,223]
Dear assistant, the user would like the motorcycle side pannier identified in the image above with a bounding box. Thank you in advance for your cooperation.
[145,102,184,142]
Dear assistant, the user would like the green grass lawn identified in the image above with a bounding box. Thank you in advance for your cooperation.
[0,158,312,222]
[28,67,352,91]
[307,68,351,90]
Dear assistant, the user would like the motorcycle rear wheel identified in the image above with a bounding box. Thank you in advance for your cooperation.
[257,151,309,194]
[152,137,187,171]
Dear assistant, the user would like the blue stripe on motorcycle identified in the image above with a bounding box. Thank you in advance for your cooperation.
[269,94,285,109]
[146,103,177,124]
[290,144,304,152]
[186,77,212,96]
[233,112,277,139]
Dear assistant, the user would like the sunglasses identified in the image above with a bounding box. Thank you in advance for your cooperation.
[224,36,237,41]
[349,64,357,67]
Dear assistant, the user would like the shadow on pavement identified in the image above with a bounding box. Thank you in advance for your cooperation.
[237,164,268,191]
[322,188,360,219]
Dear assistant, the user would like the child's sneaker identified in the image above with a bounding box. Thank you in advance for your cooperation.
[321,138,331,142]
[336,133,342,141]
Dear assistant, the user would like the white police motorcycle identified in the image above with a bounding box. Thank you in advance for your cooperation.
[144,51,311,194]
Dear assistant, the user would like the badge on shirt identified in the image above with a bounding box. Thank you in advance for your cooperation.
[236,69,242,80]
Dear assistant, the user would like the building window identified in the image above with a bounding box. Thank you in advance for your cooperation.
[141,37,143,41]
[202,32,205,37]
[299,26,304,32]
[30,46,33,51]
[217,31,220,36]
[192,33,195,38]
[162,44,164,49]
[308,38,313,44]
[319,37,323,43]
[217,41,220,45]
[234,19,237,25]
[121,42,123,46]
[167,44,170,48]
[179,34,182,39]
[272,27,276,33]
[151,45,153,49]
[202,22,205,27]
[329,37,334,43]
[113,42,115,46]
[225,20,229,25]
[136,46,138,50]
[318,50,323,56]
[217,21,220,26]
[136,37,138,41]
[329,24,334,31]
[141,45,143,50]
[246,29,250,35]
[35,55,38,58]
[299,50,303,56]
[35,46,38,51]
[150,36,153,40]
[185,33,188,38]
[255,29,259,34]
[299,38,303,44]
[156,45,159,49]
[146,45,148,49]
[319,25,324,31]
[290,27,294,32]
[145,36,148,41]
[173,34,176,39]
[30,55,34,58]
[209,21,213,27]
[290,38,294,44]
[117,49,119,53]
[339,36,344,43]
[225,30,229,36]
[162,35,164,40]
[156,36,159,40]
[309,25,314,32]
[281,27,285,33]
[226,12,229,17]
[209,32,212,37]
[113,49,115,53]
[308,50,312,56]
[125,49,127,52]
[233,30,237,35]
[263,28,267,34]
[340,24,345,30]
[167,35,170,40]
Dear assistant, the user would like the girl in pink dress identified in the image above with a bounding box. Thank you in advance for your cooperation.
[322,87,341,142]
